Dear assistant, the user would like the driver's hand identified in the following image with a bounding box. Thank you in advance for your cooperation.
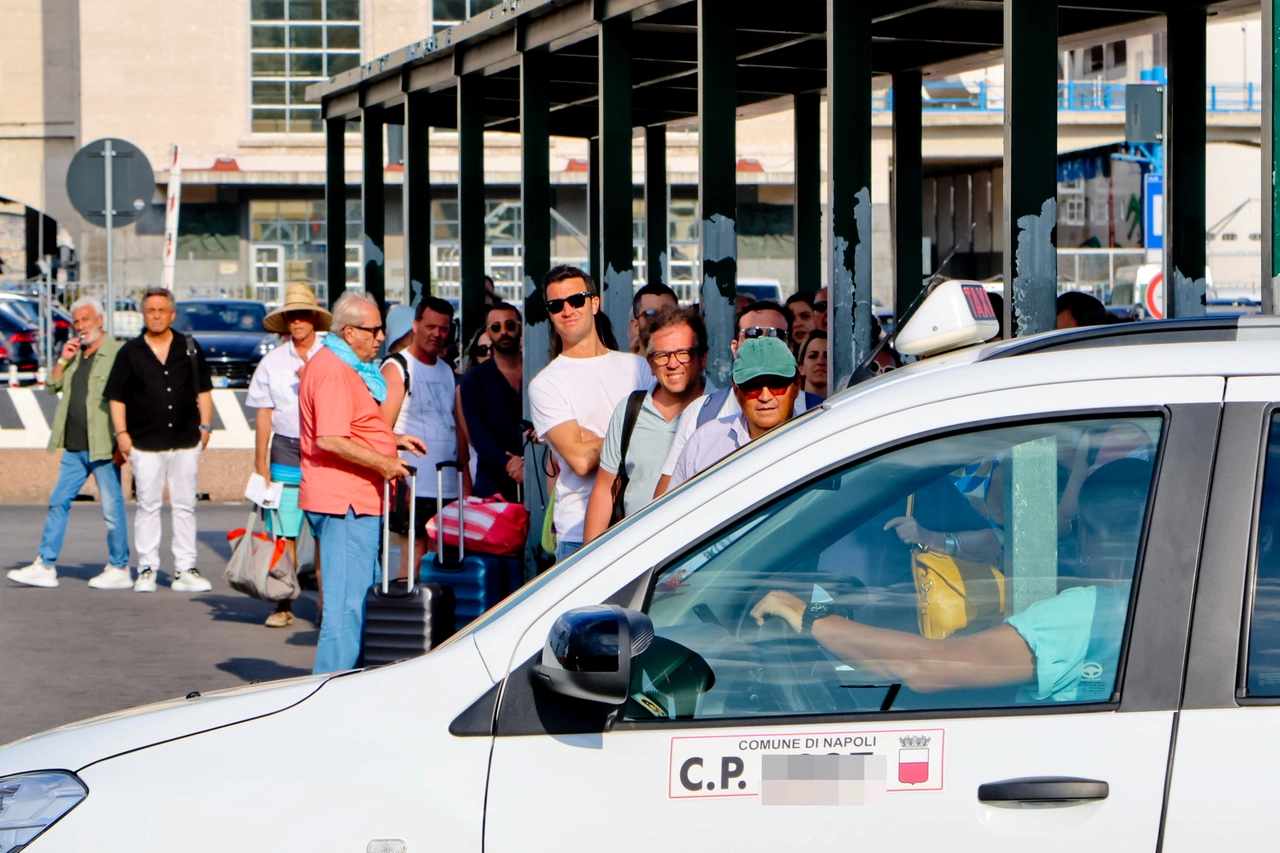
[750,590,806,633]
[884,516,926,545]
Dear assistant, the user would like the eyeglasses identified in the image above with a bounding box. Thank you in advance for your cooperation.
[739,326,789,342]
[488,319,521,335]
[649,347,699,366]
[351,324,384,335]
[738,376,795,399]
[812,301,828,313]
[635,308,659,320]
[545,291,594,314]
[473,344,492,358]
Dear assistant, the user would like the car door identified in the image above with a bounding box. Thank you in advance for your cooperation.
[1162,377,1280,850]
[484,376,1223,853]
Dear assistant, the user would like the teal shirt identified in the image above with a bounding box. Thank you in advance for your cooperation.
[1006,582,1131,703]
[599,391,680,518]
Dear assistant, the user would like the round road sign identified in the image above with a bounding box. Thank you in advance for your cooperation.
[1144,272,1164,320]
[65,138,155,228]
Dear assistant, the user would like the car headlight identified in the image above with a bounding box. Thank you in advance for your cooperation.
[0,771,87,853]
[258,336,278,356]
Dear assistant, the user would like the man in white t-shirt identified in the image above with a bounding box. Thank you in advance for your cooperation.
[381,296,463,579]
[529,265,652,561]
[653,300,820,498]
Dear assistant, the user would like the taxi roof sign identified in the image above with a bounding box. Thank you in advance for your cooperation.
[896,280,1000,358]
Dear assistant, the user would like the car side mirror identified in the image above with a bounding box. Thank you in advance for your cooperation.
[534,605,654,705]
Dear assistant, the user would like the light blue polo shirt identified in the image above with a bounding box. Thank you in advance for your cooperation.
[1006,582,1132,703]
[599,391,681,518]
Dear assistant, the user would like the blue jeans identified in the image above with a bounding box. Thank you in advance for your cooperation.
[555,540,583,563]
[39,451,130,568]
[306,508,381,674]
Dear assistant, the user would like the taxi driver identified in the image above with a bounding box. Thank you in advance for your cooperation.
[750,459,1150,703]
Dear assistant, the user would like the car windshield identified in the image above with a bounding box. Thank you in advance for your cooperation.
[174,303,266,333]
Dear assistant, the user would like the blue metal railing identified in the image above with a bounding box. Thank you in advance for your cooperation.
[877,80,1260,113]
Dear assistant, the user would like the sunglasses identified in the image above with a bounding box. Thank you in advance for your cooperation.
[473,344,492,357]
[738,376,796,399]
[635,308,660,320]
[739,326,789,342]
[813,301,828,313]
[649,347,699,366]
[546,291,594,314]
[351,324,384,335]
[488,319,521,335]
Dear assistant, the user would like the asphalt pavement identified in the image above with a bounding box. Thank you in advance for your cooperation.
[0,503,320,746]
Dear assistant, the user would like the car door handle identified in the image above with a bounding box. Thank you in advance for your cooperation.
[978,776,1109,804]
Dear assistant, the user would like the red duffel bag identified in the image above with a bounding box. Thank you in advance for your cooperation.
[426,496,530,556]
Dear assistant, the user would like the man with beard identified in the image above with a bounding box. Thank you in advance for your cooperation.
[460,302,525,501]
[8,297,131,589]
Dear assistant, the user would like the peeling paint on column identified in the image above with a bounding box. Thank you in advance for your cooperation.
[1171,267,1207,317]
[602,262,633,333]
[830,231,852,384]
[852,187,873,368]
[659,251,669,285]
[1012,197,1057,336]
[409,278,425,308]
[702,213,737,390]
[364,237,384,267]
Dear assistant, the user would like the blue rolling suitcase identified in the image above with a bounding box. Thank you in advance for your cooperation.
[419,461,524,632]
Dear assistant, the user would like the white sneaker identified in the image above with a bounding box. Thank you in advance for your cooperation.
[6,560,58,588]
[171,568,212,593]
[133,568,158,593]
[88,565,133,590]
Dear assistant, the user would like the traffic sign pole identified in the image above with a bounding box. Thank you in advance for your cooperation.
[103,139,115,339]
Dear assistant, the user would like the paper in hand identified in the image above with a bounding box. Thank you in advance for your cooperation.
[245,472,284,509]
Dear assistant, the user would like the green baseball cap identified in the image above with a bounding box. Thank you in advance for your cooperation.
[733,337,798,385]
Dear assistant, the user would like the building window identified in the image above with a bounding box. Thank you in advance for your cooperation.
[251,0,361,134]
[432,0,502,31]
[249,199,362,304]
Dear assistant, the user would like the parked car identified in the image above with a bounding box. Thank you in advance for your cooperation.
[171,299,276,388]
[0,311,40,376]
[0,295,71,353]
[735,278,784,304]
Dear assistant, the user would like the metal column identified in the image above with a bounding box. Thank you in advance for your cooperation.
[892,70,924,321]
[362,108,386,316]
[1002,0,1058,336]
[326,116,347,307]
[794,92,821,294]
[699,0,737,389]
[827,0,873,383]
[598,15,635,334]
[458,74,487,345]
[588,137,601,285]
[1267,0,1280,313]
[645,125,668,287]
[1165,8,1208,318]
[404,91,432,307]
[521,47,553,564]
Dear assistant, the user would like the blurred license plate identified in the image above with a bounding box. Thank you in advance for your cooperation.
[211,376,229,388]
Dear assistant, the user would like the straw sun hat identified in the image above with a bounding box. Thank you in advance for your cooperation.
[263,284,333,334]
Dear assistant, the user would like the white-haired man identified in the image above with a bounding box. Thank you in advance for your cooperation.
[299,292,425,674]
[8,297,131,589]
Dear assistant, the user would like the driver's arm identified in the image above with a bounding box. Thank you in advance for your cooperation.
[750,590,1034,693]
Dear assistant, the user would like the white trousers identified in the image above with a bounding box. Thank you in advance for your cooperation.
[131,446,201,572]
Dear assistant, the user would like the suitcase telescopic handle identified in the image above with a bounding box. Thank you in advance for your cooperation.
[382,468,418,595]
[436,461,465,565]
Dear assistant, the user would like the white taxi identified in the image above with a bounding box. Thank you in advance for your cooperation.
[3,283,1279,852]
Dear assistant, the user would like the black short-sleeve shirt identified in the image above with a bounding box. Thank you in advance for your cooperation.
[105,331,213,451]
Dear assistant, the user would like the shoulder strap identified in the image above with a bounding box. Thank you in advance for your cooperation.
[382,351,410,396]
[696,387,730,429]
[184,333,200,401]
[617,390,647,472]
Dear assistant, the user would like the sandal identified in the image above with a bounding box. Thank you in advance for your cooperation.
[264,611,294,628]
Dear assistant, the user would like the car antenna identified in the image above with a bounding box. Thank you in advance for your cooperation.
[843,222,977,389]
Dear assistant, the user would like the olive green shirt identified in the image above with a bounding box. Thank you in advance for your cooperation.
[46,335,121,462]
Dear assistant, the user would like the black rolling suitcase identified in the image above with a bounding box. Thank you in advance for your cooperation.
[361,467,456,666]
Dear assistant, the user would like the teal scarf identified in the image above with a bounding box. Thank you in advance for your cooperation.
[324,335,387,402]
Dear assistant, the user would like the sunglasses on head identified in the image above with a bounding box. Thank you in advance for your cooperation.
[545,291,594,314]
[739,326,789,342]
[738,375,796,399]
[812,301,828,313]
[488,319,521,335]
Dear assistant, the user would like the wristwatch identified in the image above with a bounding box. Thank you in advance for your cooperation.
[800,601,832,636]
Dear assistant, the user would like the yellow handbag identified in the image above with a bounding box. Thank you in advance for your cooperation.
[906,495,1007,640]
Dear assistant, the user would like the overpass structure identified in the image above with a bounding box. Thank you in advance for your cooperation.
[309,0,1273,530]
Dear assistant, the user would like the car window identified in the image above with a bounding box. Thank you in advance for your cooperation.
[174,303,267,333]
[1245,415,1280,696]
[627,416,1162,722]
